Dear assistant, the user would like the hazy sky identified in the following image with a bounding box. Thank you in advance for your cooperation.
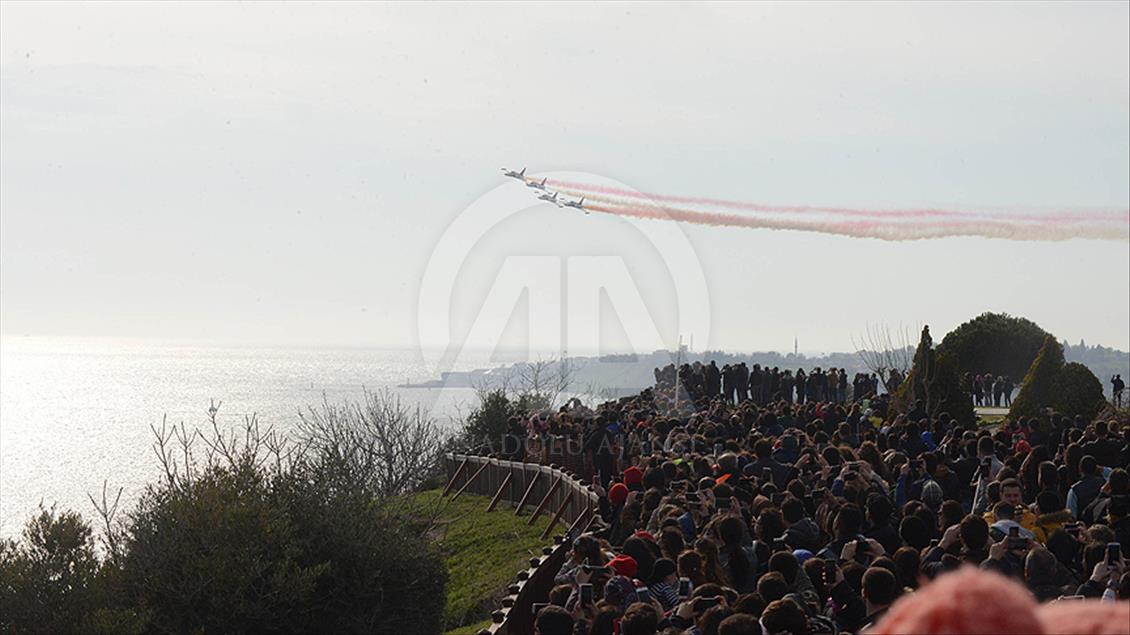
[2,2,1128,356]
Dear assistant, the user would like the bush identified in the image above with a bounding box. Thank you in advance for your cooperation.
[891,326,973,425]
[119,459,447,633]
[462,387,518,447]
[0,507,101,633]
[1,402,450,634]
[1011,335,1066,419]
[1049,363,1106,421]
[930,350,975,426]
[120,463,324,632]
[939,312,1050,380]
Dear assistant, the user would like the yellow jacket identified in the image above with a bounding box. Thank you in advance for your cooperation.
[1031,510,1074,543]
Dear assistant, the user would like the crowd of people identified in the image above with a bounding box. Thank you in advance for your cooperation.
[972,373,1015,408]
[513,362,1129,635]
[653,362,883,407]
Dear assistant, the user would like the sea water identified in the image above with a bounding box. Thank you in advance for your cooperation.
[0,336,493,537]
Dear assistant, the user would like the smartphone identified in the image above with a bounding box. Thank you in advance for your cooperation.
[579,583,593,606]
[824,561,839,586]
[641,440,652,456]
[980,459,992,479]
[696,596,721,611]
[1008,525,1027,550]
[1066,522,1081,536]
[672,480,689,492]
[855,536,870,563]
[1107,543,1122,566]
[813,488,827,500]
[532,602,548,615]
[929,538,940,548]
[635,586,651,604]
[714,443,724,456]
[686,492,700,503]
[762,467,774,483]
[773,537,789,552]
[678,577,692,597]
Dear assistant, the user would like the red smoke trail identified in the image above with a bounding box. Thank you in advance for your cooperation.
[550,180,1129,225]
[583,201,1129,242]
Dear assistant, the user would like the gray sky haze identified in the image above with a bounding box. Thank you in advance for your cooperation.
[2,2,1128,355]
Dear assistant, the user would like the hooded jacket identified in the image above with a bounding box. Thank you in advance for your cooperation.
[785,516,823,552]
[1032,509,1074,543]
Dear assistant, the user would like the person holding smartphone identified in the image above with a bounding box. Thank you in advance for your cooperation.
[1074,543,1126,598]
[972,437,1005,515]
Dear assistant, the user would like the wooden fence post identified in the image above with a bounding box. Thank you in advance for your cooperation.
[452,461,490,501]
[527,476,563,526]
[442,457,468,497]
[515,471,541,515]
[541,493,573,539]
[487,471,514,512]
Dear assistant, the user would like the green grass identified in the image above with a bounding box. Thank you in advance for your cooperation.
[409,489,554,634]
[445,619,493,635]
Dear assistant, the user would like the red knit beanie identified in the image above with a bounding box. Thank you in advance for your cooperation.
[608,554,638,579]
[1038,600,1130,634]
[608,483,629,507]
[623,466,643,487]
[869,567,1043,634]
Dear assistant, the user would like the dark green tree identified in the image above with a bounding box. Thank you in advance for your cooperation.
[462,388,517,448]
[1010,335,1066,419]
[939,312,1050,380]
[892,326,974,425]
[0,507,101,633]
[1050,362,1106,421]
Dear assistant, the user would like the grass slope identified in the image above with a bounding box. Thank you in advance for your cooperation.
[410,489,554,633]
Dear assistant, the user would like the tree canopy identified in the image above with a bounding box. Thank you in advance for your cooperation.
[1012,336,1106,421]
[939,312,1051,380]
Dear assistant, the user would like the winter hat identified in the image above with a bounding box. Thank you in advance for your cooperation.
[651,558,677,582]
[792,549,815,564]
[608,483,629,507]
[603,575,639,611]
[921,480,945,509]
[1038,599,1130,634]
[608,554,639,579]
[623,466,644,487]
[632,530,656,544]
[869,567,1043,635]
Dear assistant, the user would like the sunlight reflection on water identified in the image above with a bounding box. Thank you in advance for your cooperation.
[0,336,493,537]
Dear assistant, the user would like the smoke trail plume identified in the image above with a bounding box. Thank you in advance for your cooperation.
[530,178,1128,242]
[548,179,1128,226]
[581,201,1128,242]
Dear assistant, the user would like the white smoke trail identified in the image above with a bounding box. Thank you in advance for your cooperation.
[583,201,1129,242]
